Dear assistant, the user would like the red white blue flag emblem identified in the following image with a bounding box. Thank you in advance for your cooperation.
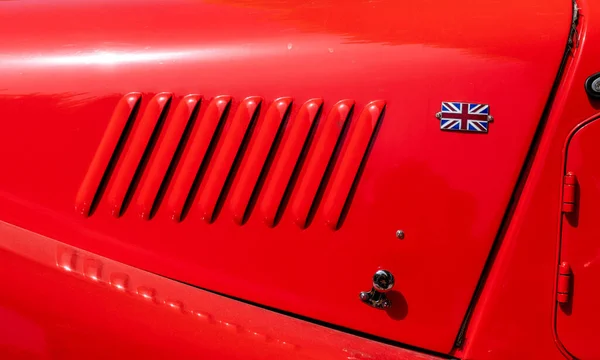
[436,102,493,133]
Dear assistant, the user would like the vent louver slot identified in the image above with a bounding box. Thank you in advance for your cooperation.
[259,99,323,227]
[76,94,385,230]
[197,96,262,223]
[75,92,141,216]
[322,100,385,229]
[167,96,231,221]
[137,94,201,219]
[107,93,172,217]
[230,97,292,225]
[291,99,354,228]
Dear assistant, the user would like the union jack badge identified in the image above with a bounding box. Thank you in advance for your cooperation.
[435,102,493,133]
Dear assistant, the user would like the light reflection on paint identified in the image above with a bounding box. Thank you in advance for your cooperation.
[1,46,276,67]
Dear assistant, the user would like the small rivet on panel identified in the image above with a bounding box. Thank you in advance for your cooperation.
[56,247,77,272]
[137,286,157,302]
[395,230,405,239]
[83,258,102,281]
[219,320,241,333]
[110,273,130,291]
[246,329,268,342]
[275,339,298,351]
[165,300,184,312]
[193,311,214,323]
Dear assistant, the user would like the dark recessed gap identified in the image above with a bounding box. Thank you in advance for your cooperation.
[453,5,578,347]
[88,99,141,216]
[147,99,203,220]
[211,104,263,223]
[240,104,293,225]
[119,99,172,216]
[336,107,385,230]
[304,105,355,228]
[179,103,231,221]
[272,106,323,227]
[154,271,451,360]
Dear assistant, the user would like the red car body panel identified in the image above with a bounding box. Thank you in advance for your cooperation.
[461,0,600,359]
[2,0,598,358]
[0,221,435,360]
[557,114,600,360]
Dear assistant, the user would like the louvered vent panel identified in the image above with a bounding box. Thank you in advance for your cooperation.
[75,94,385,229]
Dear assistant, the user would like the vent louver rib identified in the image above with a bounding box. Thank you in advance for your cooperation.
[197,96,262,223]
[230,97,292,225]
[75,92,142,216]
[107,93,172,217]
[291,99,354,228]
[167,96,231,221]
[137,94,201,219]
[76,94,385,230]
[260,98,322,227]
[322,100,385,229]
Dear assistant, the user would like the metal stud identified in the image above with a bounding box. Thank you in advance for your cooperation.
[359,269,395,310]
[592,78,600,93]
[585,73,600,98]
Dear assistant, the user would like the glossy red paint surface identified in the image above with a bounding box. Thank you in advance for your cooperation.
[231,97,292,224]
[556,115,600,359]
[292,99,353,228]
[198,96,262,221]
[169,95,232,221]
[137,94,201,219]
[461,0,600,359]
[75,93,142,216]
[108,92,172,217]
[0,0,570,354]
[260,98,323,226]
[0,221,436,360]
